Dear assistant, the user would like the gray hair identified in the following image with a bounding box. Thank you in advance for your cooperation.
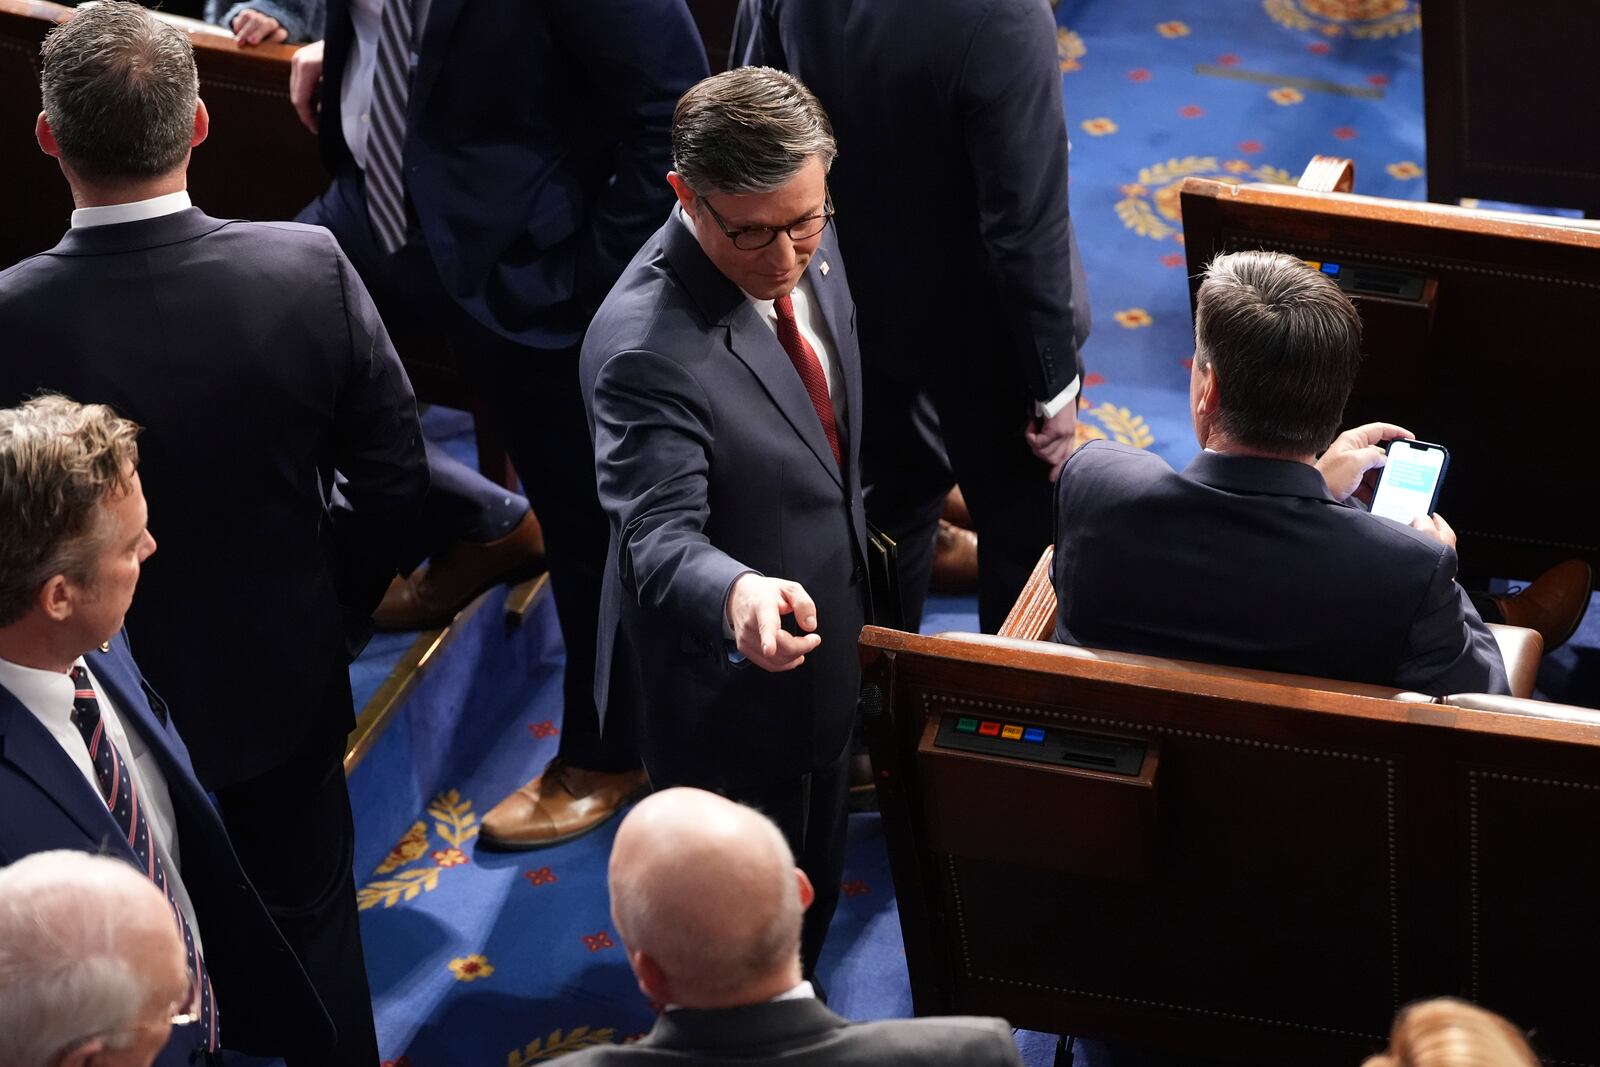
[671,67,835,195]
[40,0,199,182]
[0,852,166,1067]
[610,801,803,1001]
[0,394,141,628]
[1194,250,1364,456]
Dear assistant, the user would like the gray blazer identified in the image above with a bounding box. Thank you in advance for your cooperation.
[557,997,1024,1066]
[580,210,871,789]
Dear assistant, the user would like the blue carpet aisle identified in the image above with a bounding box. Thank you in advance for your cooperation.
[340,3,1597,1064]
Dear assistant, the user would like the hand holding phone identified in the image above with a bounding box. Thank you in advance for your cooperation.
[1370,439,1449,525]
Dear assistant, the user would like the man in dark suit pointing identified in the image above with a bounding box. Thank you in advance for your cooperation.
[582,68,871,977]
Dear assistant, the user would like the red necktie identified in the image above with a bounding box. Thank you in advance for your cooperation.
[772,293,841,466]
[70,667,217,1050]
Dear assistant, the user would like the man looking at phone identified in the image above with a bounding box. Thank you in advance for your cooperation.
[1051,250,1512,695]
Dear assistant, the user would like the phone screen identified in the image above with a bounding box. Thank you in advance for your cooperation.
[1370,440,1448,524]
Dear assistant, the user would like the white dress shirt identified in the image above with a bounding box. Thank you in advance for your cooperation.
[666,979,813,1013]
[71,190,191,229]
[339,0,434,172]
[0,655,204,956]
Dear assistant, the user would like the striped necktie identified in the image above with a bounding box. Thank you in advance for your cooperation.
[773,293,842,465]
[70,666,217,1051]
[366,0,417,254]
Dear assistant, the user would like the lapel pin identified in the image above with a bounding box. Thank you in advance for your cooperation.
[820,261,830,277]
[99,642,110,653]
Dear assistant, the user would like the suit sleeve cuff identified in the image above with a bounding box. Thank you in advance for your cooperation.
[1032,374,1082,419]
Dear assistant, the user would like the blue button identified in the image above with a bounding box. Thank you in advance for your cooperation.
[1023,727,1046,744]
[1320,262,1341,277]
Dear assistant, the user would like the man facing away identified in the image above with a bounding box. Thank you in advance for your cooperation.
[559,788,1026,1066]
[733,0,1091,633]
[0,6,428,1061]
[582,67,872,979]
[1053,250,1510,695]
[0,851,201,1067]
[0,397,330,1067]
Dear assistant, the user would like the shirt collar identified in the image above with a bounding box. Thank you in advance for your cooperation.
[71,191,193,230]
[0,655,88,729]
[664,979,814,1014]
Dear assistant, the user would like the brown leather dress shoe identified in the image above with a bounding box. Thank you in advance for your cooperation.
[1491,559,1593,652]
[929,518,979,594]
[478,759,649,850]
[374,510,546,631]
[942,486,974,530]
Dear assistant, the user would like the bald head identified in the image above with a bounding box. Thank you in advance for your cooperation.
[609,788,810,1008]
[0,851,187,1067]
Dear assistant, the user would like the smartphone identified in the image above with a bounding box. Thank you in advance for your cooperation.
[1370,439,1449,525]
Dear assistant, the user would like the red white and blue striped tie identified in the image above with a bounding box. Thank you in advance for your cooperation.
[70,665,217,1051]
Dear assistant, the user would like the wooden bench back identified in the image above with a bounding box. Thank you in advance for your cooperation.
[860,623,1600,1064]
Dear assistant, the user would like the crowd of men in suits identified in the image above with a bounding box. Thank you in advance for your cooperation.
[0,0,1589,1063]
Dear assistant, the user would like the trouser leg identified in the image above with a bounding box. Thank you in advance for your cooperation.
[720,746,851,980]
[861,367,954,633]
[442,323,639,772]
[212,712,377,1067]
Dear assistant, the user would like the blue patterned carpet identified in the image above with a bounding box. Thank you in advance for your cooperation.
[340,4,1595,1065]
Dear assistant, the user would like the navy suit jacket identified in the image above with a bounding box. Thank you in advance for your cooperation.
[582,212,871,787]
[318,0,709,348]
[558,997,1023,1066]
[1052,443,1509,696]
[0,210,428,787]
[732,0,1088,402]
[0,634,331,1064]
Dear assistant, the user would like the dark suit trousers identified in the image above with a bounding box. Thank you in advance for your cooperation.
[861,364,1054,633]
[212,721,377,1067]
[300,173,639,771]
[716,746,850,981]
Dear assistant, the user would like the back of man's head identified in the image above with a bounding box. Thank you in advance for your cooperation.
[0,851,184,1067]
[671,66,836,196]
[1194,250,1363,456]
[40,0,198,182]
[0,395,141,628]
[608,788,806,1008]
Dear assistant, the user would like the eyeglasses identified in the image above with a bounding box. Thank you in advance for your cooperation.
[52,968,201,1064]
[697,188,834,251]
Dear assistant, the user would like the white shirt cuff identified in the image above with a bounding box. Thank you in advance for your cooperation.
[1033,374,1082,419]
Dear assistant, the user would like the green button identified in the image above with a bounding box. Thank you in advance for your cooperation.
[955,717,978,733]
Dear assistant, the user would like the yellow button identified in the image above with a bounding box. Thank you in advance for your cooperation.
[1001,724,1024,740]
[1303,260,1321,271]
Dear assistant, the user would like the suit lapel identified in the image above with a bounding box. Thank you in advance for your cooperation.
[804,225,862,490]
[0,685,127,851]
[665,216,846,489]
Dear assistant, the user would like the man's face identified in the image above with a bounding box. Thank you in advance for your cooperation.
[676,158,829,301]
[66,469,156,649]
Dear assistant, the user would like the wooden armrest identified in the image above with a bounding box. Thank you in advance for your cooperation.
[998,546,1056,640]
[1486,623,1543,700]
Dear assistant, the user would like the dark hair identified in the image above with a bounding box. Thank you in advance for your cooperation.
[1194,250,1364,456]
[671,67,835,195]
[40,0,198,182]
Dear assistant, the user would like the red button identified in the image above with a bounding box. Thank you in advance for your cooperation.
[978,721,1001,736]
